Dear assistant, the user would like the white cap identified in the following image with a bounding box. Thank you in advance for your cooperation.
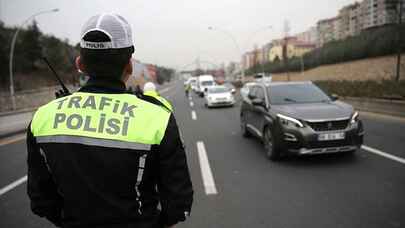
[80,13,134,50]
[143,82,156,92]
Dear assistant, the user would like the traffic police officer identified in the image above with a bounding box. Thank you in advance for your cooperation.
[27,13,193,228]
[143,82,173,112]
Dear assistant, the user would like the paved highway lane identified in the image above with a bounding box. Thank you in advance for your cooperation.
[1,81,405,228]
[174,83,405,228]
[359,112,405,158]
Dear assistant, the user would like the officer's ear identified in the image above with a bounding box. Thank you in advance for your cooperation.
[122,58,133,83]
[75,56,86,73]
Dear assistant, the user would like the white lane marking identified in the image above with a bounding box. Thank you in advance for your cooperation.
[362,145,405,165]
[196,141,218,195]
[0,175,27,197]
[190,101,194,107]
[189,96,192,101]
[191,111,197,120]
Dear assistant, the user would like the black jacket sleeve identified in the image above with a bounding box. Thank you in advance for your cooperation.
[26,124,63,227]
[157,114,193,226]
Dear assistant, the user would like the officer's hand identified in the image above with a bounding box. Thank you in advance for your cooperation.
[55,89,71,98]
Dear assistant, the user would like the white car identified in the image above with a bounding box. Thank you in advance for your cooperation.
[205,86,235,108]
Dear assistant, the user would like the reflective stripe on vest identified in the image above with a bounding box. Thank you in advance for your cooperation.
[144,91,173,112]
[31,92,170,146]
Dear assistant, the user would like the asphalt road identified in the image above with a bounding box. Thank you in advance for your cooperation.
[1,81,405,228]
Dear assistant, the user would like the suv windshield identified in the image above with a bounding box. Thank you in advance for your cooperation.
[208,87,229,94]
[224,83,235,89]
[267,83,331,105]
[202,81,214,86]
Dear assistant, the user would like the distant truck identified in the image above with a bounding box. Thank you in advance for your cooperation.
[196,75,215,97]
[254,73,272,83]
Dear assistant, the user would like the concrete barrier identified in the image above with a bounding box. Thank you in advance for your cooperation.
[342,97,405,118]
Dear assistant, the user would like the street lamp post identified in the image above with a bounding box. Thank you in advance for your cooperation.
[244,26,273,50]
[8,8,59,110]
[208,26,273,82]
[244,26,273,76]
[208,26,245,81]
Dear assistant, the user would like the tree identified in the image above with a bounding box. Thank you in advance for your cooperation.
[0,22,10,86]
[156,66,174,85]
[0,21,78,91]
[19,20,42,71]
[386,0,404,81]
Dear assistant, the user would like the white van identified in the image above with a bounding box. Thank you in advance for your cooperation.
[197,75,215,97]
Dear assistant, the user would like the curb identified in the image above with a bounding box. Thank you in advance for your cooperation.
[0,128,27,139]
[0,108,37,117]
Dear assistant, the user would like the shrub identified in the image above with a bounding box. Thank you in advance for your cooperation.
[314,80,405,99]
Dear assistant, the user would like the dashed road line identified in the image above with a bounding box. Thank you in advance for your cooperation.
[190,101,194,107]
[196,141,218,195]
[191,110,197,120]
[0,175,27,197]
[362,145,405,165]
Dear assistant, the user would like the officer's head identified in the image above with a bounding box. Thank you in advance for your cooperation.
[76,13,135,82]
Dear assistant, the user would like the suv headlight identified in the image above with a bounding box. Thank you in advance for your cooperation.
[350,111,359,125]
[277,114,304,128]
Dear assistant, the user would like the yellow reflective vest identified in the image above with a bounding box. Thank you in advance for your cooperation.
[143,90,173,112]
[31,92,171,146]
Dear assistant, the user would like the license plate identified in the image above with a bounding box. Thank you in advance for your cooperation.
[318,132,345,141]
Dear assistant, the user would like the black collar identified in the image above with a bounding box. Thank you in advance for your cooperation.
[79,77,127,94]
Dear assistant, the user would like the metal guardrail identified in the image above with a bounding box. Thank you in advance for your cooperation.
[343,97,405,118]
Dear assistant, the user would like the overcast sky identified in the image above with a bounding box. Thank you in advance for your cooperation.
[1,0,356,69]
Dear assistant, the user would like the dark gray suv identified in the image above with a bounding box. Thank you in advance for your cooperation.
[240,81,364,160]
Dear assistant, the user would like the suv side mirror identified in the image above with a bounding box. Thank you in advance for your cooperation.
[252,98,265,107]
[330,94,339,101]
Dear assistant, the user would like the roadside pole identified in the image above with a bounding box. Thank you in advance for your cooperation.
[395,0,403,81]
[300,55,305,76]
[8,9,59,110]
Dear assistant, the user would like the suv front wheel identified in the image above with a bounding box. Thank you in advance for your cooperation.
[263,126,281,161]
[240,114,251,138]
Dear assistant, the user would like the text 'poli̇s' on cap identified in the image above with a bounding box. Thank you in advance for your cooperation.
[80,13,134,51]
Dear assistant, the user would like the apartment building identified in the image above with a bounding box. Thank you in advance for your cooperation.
[317,17,340,47]
[269,37,315,61]
[296,27,318,44]
[261,43,273,64]
[338,2,362,39]
[241,0,404,67]
[361,0,405,30]
[242,51,257,69]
